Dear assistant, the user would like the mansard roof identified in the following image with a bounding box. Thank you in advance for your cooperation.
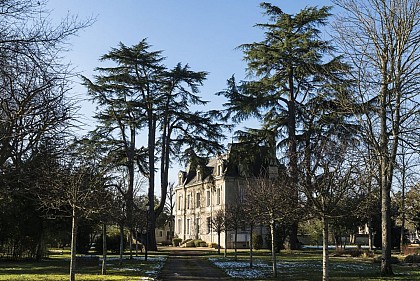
[179,142,280,186]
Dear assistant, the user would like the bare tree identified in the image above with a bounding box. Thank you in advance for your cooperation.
[301,156,355,281]
[225,201,245,261]
[165,182,176,242]
[37,145,111,281]
[332,0,420,274]
[0,0,92,168]
[244,174,297,278]
[211,209,226,255]
[405,184,420,236]
[395,145,419,252]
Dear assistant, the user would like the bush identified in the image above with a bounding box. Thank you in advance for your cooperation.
[252,235,263,250]
[76,222,95,254]
[373,255,400,264]
[160,240,172,246]
[172,238,182,246]
[208,242,218,248]
[95,232,126,254]
[361,250,374,258]
[348,249,363,257]
[332,249,346,257]
[193,239,204,247]
[404,254,420,263]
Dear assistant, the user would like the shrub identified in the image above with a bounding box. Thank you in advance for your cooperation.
[160,240,172,246]
[185,240,195,247]
[172,238,182,246]
[208,242,218,248]
[404,254,420,263]
[95,232,126,254]
[361,250,374,258]
[373,255,400,264]
[348,249,363,257]
[193,239,204,247]
[333,249,346,257]
[77,222,95,254]
[252,235,263,250]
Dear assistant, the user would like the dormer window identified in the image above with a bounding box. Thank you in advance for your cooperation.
[217,163,223,176]
[178,172,184,186]
[196,169,201,181]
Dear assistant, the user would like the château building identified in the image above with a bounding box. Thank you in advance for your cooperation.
[174,143,279,248]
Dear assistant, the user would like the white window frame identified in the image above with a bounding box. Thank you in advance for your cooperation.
[206,190,211,207]
[196,192,201,208]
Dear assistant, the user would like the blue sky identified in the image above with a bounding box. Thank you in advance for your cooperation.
[49,0,333,119]
[47,0,333,186]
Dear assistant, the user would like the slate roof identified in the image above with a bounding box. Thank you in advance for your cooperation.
[180,142,280,186]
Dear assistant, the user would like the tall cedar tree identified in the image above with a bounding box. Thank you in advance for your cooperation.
[332,0,420,274]
[219,3,349,249]
[84,39,225,250]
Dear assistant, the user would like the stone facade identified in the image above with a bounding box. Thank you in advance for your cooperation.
[174,143,277,248]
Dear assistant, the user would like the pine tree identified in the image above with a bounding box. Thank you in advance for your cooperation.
[219,3,349,249]
[84,39,225,250]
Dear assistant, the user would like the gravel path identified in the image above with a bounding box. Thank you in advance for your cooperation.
[157,248,231,281]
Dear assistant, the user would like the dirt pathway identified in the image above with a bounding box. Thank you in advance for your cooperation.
[157,248,231,281]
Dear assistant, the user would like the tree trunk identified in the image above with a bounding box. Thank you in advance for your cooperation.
[249,224,253,267]
[400,153,406,254]
[129,231,133,260]
[148,116,158,251]
[287,67,299,250]
[270,220,277,278]
[217,231,221,255]
[119,223,124,265]
[69,207,78,281]
[224,230,227,257]
[381,176,393,275]
[135,228,139,257]
[368,219,373,251]
[380,108,393,275]
[102,224,107,275]
[126,126,135,260]
[322,216,329,281]
[234,228,238,261]
[157,122,172,219]
[35,221,44,261]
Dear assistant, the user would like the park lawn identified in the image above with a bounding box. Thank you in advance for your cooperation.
[209,249,420,280]
[0,252,166,281]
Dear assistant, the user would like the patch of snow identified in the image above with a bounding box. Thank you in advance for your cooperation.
[209,258,379,279]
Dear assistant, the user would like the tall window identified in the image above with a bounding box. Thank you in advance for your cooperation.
[216,188,221,205]
[206,217,211,234]
[187,194,191,209]
[206,190,211,207]
[178,194,183,210]
[196,192,201,208]
[186,219,190,235]
[196,218,200,235]
[177,219,182,234]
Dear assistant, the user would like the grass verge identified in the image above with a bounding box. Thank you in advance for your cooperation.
[0,251,166,281]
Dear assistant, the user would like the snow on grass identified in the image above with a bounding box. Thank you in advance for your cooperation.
[209,257,378,279]
[209,258,272,279]
[106,256,166,280]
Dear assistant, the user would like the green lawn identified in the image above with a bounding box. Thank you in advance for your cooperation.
[0,250,165,281]
[1,248,419,280]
